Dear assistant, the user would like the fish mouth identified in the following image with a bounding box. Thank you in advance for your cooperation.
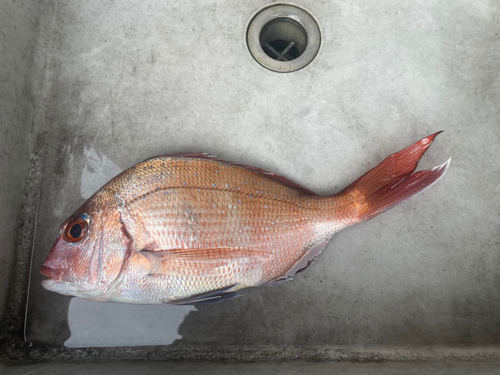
[41,264,100,297]
[40,265,62,281]
[41,265,60,291]
[40,270,75,296]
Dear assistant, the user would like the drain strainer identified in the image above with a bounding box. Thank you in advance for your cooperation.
[247,4,321,73]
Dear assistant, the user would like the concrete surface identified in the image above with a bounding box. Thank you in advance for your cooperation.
[1,0,499,365]
[2,361,500,375]
[0,0,40,320]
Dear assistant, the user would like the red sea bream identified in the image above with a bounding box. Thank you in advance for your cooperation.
[41,133,450,305]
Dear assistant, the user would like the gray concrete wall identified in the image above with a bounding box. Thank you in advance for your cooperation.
[0,1,40,320]
[2,360,500,375]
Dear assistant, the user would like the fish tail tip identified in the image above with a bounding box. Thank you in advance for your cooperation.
[433,157,451,175]
[430,130,444,138]
[420,131,444,147]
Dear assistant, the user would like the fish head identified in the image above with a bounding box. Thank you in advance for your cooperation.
[41,189,130,299]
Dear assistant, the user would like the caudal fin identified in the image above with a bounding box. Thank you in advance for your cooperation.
[344,132,450,222]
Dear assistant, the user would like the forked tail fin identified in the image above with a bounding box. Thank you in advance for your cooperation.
[343,132,450,222]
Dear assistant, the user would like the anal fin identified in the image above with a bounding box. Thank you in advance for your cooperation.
[265,238,331,285]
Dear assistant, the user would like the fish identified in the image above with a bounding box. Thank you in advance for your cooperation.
[41,133,450,305]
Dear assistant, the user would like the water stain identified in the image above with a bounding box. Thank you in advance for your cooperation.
[65,298,196,347]
[80,147,122,199]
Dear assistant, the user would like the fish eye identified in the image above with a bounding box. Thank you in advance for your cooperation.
[63,216,88,243]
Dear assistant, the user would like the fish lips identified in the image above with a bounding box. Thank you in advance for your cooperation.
[40,265,71,294]
[40,266,86,297]
[40,264,63,281]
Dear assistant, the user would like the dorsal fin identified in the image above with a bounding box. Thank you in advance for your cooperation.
[145,153,318,196]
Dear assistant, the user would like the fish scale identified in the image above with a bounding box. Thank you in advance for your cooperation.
[41,134,450,304]
[102,157,337,303]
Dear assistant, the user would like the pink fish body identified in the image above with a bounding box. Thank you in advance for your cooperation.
[41,133,449,304]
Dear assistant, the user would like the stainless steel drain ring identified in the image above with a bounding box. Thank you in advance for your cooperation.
[247,4,321,73]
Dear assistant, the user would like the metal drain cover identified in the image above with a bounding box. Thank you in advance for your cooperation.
[247,4,321,73]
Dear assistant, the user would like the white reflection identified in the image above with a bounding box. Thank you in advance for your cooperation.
[64,298,196,347]
[81,147,122,199]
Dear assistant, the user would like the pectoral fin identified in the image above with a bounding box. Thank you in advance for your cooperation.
[142,247,273,304]
[142,247,274,263]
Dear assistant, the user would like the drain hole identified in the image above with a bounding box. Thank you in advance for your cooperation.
[260,18,307,62]
[247,5,321,73]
